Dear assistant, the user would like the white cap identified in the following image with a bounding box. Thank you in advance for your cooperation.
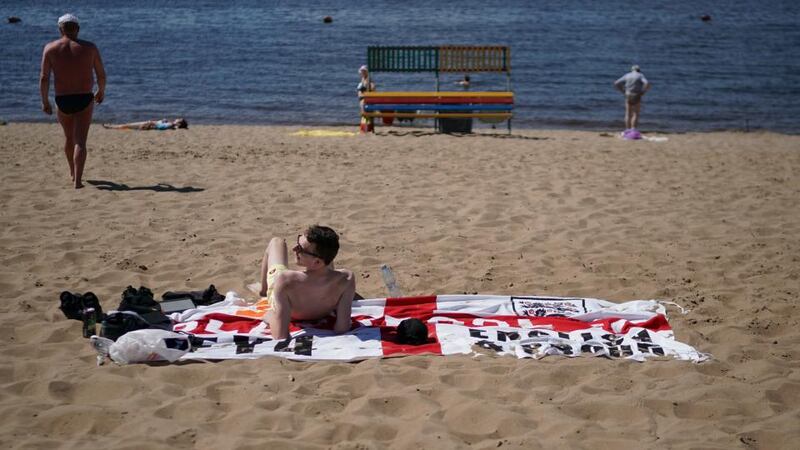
[359,65,368,73]
[58,14,79,26]
[631,64,640,72]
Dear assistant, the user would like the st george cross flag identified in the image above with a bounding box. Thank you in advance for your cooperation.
[171,293,709,363]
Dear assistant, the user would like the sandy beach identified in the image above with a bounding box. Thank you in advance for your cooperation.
[0,123,798,449]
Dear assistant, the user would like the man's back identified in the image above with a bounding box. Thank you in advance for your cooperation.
[44,38,97,95]
[278,268,354,321]
[615,71,649,95]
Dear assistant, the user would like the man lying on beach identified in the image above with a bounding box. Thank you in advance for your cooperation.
[257,225,356,340]
[103,118,188,130]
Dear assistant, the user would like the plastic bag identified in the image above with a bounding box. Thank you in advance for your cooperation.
[622,129,642,140]
[106,329,191,364]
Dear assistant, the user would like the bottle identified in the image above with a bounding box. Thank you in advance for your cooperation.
[82,307,96,338]
[89,335,114,366]
[380,264,404,298]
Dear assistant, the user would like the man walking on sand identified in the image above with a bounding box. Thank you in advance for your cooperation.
[257,225,356,340]
[40,14,106,189]
[614,65,650,131]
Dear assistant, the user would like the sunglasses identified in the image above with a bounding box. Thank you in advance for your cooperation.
[293,235,322,259]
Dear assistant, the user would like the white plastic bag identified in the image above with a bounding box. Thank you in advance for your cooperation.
[107,329,191,364]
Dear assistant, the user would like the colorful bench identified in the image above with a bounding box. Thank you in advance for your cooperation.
[363,46,514,133]
[361,91,514,132]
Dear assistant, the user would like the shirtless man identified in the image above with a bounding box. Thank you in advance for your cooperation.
[259,225,356,340]
[614,65,651,130]
[40,14,106,189]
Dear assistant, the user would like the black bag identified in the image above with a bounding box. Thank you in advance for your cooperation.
[119,286,161,314]
[162,284,225,306]
[59,291,104,322]
[100,311,152,341]
[114,286,172,335]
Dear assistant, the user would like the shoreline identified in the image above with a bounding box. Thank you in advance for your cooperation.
[2,119,797,136]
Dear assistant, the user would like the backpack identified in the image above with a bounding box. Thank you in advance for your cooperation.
[100,311,153,341]
[100,286,172,341]
[119,286,161,315]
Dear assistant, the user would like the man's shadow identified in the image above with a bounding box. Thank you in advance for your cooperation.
[87,180,204,193]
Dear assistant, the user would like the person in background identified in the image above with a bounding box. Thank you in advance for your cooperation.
[40,13,106,189]
[455,74,471,89]
[103,118,188,130]
[357,65,376,132]
[614,65,651,131]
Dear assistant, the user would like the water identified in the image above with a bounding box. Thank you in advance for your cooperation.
[2,0,799,132]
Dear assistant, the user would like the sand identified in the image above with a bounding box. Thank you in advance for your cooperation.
[0,123,798,449]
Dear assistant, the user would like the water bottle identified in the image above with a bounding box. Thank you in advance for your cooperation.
[380,264,404,298]
[82,307,96,338]
[90,336,114,366]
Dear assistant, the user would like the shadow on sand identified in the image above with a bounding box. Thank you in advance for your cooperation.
[379,130,550,140]
[87,180,204,193]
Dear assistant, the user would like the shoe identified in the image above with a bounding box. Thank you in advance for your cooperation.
[81,292,104,321]
[59,291,84,320]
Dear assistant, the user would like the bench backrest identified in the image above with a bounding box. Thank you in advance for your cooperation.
[367,46,511,73]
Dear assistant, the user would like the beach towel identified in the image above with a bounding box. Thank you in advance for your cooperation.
[172,293,709,363]
[290,129,357,137]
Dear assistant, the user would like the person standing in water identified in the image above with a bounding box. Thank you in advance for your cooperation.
[40,14,106,189]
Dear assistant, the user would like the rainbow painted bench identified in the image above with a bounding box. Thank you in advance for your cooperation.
[363,46,514,133]
[361,91,514,132]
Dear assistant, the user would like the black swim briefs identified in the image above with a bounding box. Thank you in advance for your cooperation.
[55,93,94,115]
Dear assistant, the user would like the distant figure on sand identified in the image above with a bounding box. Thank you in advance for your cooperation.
[258,225,356,340]
[357,65,376,133]
[40,14,106,189]
[614,65,650,131]
[103,118,188,130]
